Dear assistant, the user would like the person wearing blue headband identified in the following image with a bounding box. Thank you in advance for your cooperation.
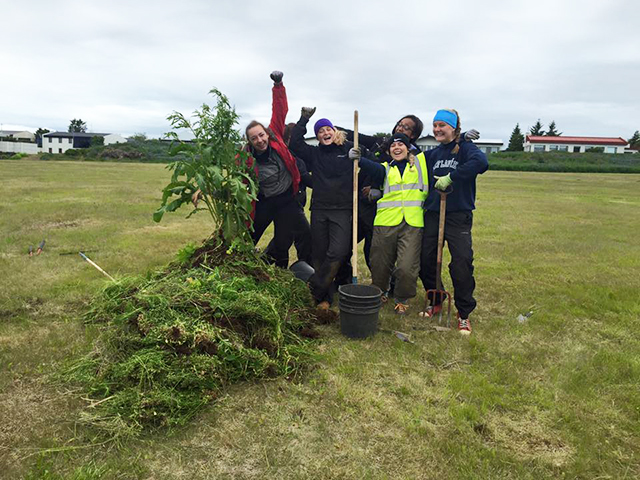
[417,109,489,335]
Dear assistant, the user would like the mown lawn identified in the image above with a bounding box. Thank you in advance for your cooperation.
[1,159,639,479]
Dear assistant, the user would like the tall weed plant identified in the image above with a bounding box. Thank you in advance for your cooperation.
[153,89,258,247]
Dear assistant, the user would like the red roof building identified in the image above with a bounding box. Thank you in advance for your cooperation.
[524,135,629,154]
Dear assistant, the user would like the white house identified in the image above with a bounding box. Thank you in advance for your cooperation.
[0,130,36,141]
[42,132,126,154]
[524,135,629,154]
[416,135,503,154]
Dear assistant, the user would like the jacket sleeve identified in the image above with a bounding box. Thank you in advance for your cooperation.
[449,143,489,182]
[269,83,288,139]
[337,126,379,150]
[296,157,313,188]
[358,155,386,187]
[289,116,316,172]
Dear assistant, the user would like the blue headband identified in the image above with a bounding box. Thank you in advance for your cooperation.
[433,110,458,129]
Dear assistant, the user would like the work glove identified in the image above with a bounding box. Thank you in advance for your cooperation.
[464,129,480,141]
[301,106,316,119]
[434,173,453,191]
[349,147,361,161]
[368,188,382,202]
[270,70,283,84]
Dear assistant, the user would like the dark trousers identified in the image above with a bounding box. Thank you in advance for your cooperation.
[264,204,312,265]
[251,192,308,269]
[309,209,352,304]
[419,210,477,318]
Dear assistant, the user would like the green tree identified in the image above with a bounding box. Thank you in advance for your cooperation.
[546,121,562,136]
[628,130,640,148]
[507,123,525,151]
[529,119,545,136]
[35,128,50,142]
[154,88,258,247]
[68,118,87,133]
[90,135,104,146]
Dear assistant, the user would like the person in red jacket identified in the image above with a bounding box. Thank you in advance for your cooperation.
[244,71,310,268]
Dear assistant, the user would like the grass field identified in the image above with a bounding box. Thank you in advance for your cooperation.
[1,159,639,479]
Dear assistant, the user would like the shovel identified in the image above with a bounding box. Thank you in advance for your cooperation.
[424,188,453,327]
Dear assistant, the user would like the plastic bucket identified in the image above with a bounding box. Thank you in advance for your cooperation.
[289,260,314,282]
[338,284,382,339]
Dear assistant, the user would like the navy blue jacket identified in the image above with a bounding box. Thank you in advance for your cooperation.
[423,140,488,212]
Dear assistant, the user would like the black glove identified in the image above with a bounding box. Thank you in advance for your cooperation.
[301,107,316,119]
[270,70,283,84]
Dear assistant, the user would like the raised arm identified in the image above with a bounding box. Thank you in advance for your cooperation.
[288,108,318,171]
[268,70,287,139]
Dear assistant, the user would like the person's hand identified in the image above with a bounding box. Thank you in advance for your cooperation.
[434,174,453,191]
[464,129,480,141]
[270,70,283,84]
[361,185,371,197]
[301,107,316,119]
[349,147,361,161]
[368,188,382,202]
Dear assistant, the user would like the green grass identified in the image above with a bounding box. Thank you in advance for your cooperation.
[1,160,640,478]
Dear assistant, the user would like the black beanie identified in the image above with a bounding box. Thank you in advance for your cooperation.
[387,132,411,151]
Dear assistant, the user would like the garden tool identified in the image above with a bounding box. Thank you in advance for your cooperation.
[424,188,453,327]
[351,109,359,284]
[79,252,116,281]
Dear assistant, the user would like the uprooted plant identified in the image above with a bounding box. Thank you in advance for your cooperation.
[153,88,258,247]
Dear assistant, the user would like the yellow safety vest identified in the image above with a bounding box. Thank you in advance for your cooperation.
[374,153,428,227]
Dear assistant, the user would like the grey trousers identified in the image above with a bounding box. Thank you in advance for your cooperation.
[371,220,423,304]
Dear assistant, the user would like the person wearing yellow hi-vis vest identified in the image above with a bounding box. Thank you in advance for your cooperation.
[349,132,428,315]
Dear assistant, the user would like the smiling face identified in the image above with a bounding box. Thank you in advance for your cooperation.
[317,126,335,146]
[432,121,456,144]
[389,140,409,161]
[394,117,416,140]
[247,125,270,153]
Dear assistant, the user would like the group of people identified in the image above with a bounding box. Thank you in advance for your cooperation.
[244,71,488,335]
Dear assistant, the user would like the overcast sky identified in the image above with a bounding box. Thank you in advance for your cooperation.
[2,0,638,142]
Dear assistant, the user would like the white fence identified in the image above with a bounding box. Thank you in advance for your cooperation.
[0,141,40,154]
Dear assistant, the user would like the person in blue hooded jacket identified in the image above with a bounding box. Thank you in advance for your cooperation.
[417,109,488,335]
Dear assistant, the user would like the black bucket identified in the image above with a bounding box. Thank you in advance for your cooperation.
[290,260,314,282]
[338,284,383,339]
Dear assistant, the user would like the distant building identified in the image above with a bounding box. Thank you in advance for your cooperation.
[42,132,126,154]
[416,135,503,155]
[524,135,629,154]
[0,130,35,141]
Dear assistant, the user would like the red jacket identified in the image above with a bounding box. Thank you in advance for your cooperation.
[246,83,301,218]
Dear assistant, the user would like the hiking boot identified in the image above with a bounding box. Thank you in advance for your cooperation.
[317,301,330,311]
[394,302,409,315]
[419,304,442,318]
[457,313,472,335]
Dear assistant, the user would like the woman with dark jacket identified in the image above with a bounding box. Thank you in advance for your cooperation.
[418,109,488,335]
[288,108,357,309]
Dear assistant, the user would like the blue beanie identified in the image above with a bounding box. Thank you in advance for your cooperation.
[433,110,458,129]
[314,118,334,136]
